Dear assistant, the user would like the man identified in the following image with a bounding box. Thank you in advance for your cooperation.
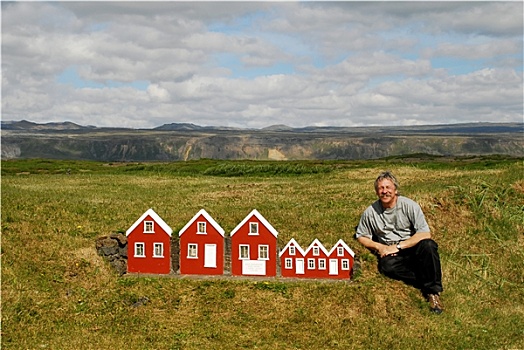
[355,171,444,314]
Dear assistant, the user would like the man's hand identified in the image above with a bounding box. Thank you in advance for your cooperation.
[356,237,401,258]
[377,244,399,258]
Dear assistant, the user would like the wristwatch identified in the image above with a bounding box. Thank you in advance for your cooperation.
[396,243,402,250]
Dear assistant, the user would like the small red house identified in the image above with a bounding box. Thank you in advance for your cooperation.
[301,239,331,279]
[279,238,306,278]
[178,209,225,275]
[230,209,278,277]
[126,208,173,275]
[326,239,355,279]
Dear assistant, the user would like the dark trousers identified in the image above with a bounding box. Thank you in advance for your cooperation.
[378,239,443,295]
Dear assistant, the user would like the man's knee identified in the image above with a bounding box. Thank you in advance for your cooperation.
[416,239,438,252]
[378,256,397,276]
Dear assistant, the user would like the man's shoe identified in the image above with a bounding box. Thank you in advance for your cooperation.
[428,294,443,314]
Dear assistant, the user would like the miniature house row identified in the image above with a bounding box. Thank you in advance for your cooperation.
[125,208,355,280]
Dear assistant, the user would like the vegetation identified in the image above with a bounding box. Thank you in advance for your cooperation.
[3,122,524,161]
[2,157,523,349]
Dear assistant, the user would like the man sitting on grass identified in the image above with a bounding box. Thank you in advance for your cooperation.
[355,171,444,314]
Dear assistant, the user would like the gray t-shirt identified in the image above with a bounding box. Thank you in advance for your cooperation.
[355,196,430,245]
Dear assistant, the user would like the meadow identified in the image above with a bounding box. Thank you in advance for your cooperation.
[2,157,523,350]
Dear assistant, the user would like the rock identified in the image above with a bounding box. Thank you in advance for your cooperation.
[111,258,127,276]
[132,296,149,308]
[110,233,127,246]
[96,234,128,275]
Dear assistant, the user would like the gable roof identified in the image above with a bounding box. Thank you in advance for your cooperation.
[230,209,278,238]
[279,238,306,257]
[328,239,355,258]
[304,238,330,256]
[126,208,173,237]
[179,209,225,237]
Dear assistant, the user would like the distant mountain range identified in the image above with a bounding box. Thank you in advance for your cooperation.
[1,120,523,161]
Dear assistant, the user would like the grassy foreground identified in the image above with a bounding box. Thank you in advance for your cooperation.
[2,158,523,350]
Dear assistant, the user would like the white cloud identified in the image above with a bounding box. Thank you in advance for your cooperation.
[147,84,171,103]
[1,1,522,128]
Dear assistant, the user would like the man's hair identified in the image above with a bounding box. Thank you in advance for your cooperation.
[374,171,400,192]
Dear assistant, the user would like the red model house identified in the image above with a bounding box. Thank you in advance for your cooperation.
[126,208,173,275]
[279,238,306,278]
[326,239,355,279]
[178,209,225,275]
[230,209,278,277]
[302,239,331,279]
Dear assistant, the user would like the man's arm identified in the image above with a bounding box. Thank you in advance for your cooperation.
[397,231,431,250]
[357,232,432,258]
[356,236,390,258]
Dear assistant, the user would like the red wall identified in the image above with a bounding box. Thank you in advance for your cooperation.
[302,246,331,279]
[280,250,304,278]
[179,217,224,275]
[329,245,354,280]
[231,217,277,277]
[281,242,354,280]
[127,216,171,274]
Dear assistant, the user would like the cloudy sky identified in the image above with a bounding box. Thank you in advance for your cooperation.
[2,1,523,129]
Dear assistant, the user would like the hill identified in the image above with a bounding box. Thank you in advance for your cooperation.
[1,120,523,161]
[1,158,523,349]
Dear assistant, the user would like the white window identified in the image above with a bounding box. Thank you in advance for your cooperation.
[249,222,259,235]
[153,243,164,258]
[197,222,207,234]
[188,243,198,258]
[308,258,315,270]
[289,246,296,256]
[318,259,326,270]
[239,245,250,259]
[337,247,344,257]
[144,221,154,233]
[134,242,145,257]
[258,245,269,260]
[285,258,293,269]
[313,246,320,256]
[342,259,350,270]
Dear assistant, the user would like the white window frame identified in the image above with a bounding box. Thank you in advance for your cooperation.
[134,242,145,257]
[342,259,350,270]
[318,259,326,270]
[285,258,293,269]
[197,221,207,234]
[153,242,164,258]
[144,221,154,233]
[289,246,296,256]
[187,243,198,259]
[308,258,315,270]
[337,247,344,257]
[258,245,269,260]
[239,245,250,260]
[313,246,320,256]
[248,222,259,235]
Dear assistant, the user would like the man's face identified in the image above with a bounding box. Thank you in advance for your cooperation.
[375,178,398,208]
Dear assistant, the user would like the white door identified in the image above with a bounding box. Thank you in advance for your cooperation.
[329,259,338,275]
[204,244,217,268]
[296,258,305,275]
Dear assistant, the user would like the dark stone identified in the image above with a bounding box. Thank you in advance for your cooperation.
[101,246,119,256]
[110,233,127,247]
[224,236,231,274]
[119,246,128,258]
[132,296,149,308]
[111,258,127,276]
[96,235,128,274]
[171,238,180,273]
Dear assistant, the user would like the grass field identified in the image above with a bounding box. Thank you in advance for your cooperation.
[2,157,523,349]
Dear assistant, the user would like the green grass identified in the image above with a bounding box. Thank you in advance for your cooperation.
[2,157,523,349]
